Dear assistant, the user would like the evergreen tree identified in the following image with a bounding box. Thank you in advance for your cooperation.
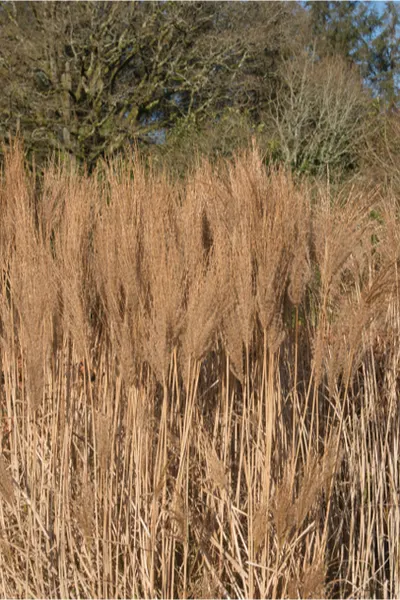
[306,1,387,91]
[369,1,400,106]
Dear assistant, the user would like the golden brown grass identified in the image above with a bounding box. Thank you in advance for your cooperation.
[0,141,398,598]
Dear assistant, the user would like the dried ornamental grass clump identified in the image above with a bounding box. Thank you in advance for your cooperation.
[0,141,397,598]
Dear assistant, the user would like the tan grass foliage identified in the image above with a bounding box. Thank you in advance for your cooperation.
[0,455,14,508]
[0,141,398,598]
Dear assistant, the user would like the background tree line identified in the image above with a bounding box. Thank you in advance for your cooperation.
[0,0,399,183]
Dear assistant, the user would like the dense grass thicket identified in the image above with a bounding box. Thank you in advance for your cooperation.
[0,144,399,599]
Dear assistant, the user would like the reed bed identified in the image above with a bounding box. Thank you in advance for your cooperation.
[0,142,398,599]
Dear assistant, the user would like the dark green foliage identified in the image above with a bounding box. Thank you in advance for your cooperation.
[306,1,400,105]
[368,2,400,105]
